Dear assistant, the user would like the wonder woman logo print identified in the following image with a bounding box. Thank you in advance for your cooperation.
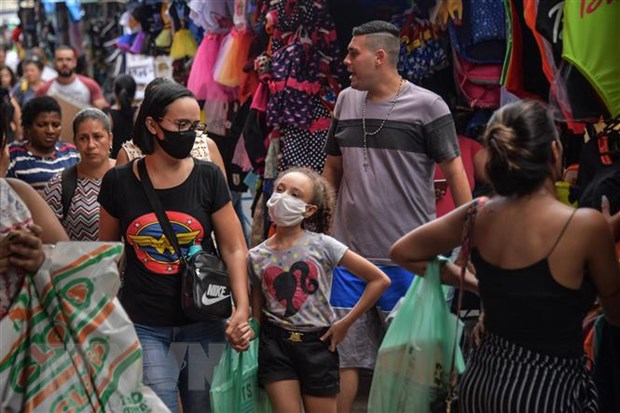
[263,260,320,317]
[126,211,204,274]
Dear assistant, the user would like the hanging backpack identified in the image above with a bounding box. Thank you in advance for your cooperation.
[453,50,502,108]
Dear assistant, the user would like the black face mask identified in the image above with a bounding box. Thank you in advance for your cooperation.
[156,128,196,159]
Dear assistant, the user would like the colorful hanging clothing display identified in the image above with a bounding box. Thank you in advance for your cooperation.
[391,8,450,83]
[279,100,333,173]
[170,28,198,60]
[502,0,550,100]
[263,0,345,132]
[524,0,607,125]
[280,126,330,173]
[443,0,504,108]
[448,0,506,64]
[188,0,234,34]
[213,27,253,88]
[562,0,620,118]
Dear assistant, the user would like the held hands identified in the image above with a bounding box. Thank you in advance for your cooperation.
[320,319,350,352]
[0,224,46,275]
[226,309,253,352]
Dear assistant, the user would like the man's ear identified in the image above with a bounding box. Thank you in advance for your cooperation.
[375,49,386,66]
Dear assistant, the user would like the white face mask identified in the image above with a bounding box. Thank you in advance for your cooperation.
[267,192,308,227]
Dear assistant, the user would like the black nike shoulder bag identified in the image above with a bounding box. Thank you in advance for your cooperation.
[138,159,233,320]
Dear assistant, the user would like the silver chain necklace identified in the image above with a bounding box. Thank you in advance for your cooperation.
[361,77,404,170]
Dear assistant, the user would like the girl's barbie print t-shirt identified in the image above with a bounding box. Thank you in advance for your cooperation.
[249,231,348,332]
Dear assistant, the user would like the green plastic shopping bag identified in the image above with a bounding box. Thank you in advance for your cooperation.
[210,333,272,413]
[368,256,465,413]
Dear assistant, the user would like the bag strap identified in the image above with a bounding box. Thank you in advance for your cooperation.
[447,197,488,400]
[137,158,186,265]
[61,164,78,220]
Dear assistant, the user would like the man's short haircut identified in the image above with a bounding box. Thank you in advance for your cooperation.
[352,20,401,67]
[352,20,399,37]
[55,45,76,58]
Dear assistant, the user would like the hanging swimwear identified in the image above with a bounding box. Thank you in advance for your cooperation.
[526,0,606,125]
[562,0,620,118]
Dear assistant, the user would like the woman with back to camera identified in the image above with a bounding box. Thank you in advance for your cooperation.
[43,108,115,241]
[115,77,227,177]
[107,74,137,158]
[98,81,250,412]
[390,100,620,412]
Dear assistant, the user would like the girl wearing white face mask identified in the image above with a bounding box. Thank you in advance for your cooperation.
[241,167,391,413]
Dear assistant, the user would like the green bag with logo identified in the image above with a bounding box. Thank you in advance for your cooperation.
[210,326,272,413]
[368,256,465,413]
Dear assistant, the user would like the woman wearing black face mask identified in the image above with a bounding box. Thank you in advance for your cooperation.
[98,82,251,413]
[114,77,227,178]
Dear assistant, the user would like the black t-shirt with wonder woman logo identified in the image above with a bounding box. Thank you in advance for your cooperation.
[98,159,230,326]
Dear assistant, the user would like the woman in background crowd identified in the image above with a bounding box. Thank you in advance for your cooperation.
[391,100,620,412]
[0,80,22,143]
[98,81,250,412]
[12,56,44,109]
[6,96,78,192]
[43,108,114,241]
[107,74,137,158]
[0,65,17,90]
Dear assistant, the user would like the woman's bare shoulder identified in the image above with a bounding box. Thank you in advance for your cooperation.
[572,207,610,235]
[5,177,69,242]
[5,177,35,197]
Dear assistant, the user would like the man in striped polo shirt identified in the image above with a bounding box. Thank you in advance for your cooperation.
[6,96,79,192]
[323,20,472,412]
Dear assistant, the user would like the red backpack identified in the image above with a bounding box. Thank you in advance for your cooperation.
[453,50,502,108]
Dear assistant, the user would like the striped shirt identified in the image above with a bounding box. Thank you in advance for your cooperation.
[43,172,102,241]
[325,82,459,263]
[6,141,80,192]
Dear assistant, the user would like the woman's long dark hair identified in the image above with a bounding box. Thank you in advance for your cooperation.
[132,81,194,154]
[113,74,137,116]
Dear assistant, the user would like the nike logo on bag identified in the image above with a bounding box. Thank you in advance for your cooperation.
[201,285,230,306]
